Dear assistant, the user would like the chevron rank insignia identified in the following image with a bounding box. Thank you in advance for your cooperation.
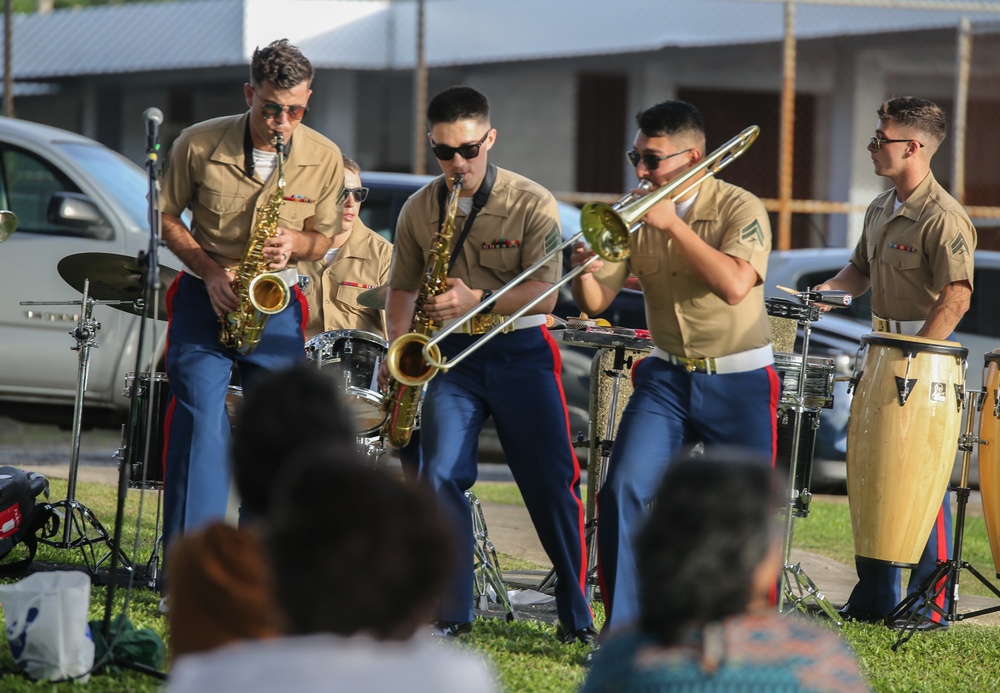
[950,235,970,257]
[740,220,765,246]
[544,223,561,254]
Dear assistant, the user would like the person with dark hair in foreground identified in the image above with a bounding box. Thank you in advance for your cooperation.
[166,364,357,658]
[581,448,867,692]
[166,447,499,692]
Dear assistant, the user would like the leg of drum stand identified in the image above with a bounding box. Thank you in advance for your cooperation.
[38,280,130,574]
[468,490,519,621]
[537,345,628,600]
[778,317,841,623]
[887,388,1000,651]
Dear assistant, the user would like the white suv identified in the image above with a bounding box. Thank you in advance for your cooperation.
[0,117,181,425]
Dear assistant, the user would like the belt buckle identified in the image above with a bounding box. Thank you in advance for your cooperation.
[873,317,889,332]
[684,360,698,372]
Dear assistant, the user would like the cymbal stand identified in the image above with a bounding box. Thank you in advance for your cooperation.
[775,301,841,623]
[467,490,518,620]
[21,281,132,574]
[537,343,632,600]
[887,387,1000,651]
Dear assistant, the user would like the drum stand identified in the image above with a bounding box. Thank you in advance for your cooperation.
[776,302,842,623]
[467,490,518,621]
[887,388,1000,650]
[21,280,132,574]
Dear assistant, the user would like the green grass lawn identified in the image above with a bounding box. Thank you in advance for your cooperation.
[1,478,1000,690]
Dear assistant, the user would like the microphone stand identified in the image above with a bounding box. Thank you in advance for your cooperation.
[97,112,167,680]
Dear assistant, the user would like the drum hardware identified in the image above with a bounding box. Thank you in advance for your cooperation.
[886,385,1000,651]
[467,490,519,621]
[768,292,843,623]
[19,280,135,574]
[57,252,179,321]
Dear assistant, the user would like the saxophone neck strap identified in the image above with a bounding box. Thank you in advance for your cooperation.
[437,163,497,272]
[243,115,292,180]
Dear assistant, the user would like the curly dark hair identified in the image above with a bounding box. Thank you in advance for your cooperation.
[267,445,455,640]
[636,446,778,645]
[250,38,314,89]
[878,96,947,147]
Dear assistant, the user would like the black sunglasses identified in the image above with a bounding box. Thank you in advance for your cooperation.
[869,136,924,152]
[429,130,491,161]
[626,148,692,171]
[340,187,369,203]
[259,102,309,121]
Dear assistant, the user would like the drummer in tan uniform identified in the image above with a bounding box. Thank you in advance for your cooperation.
[383,85,594,643]
[298,157,392,340]
[570,99,780,635]
[816,96,976,630]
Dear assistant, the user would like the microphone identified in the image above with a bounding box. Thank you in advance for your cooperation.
[775,285,852,308]
[143,107,164,162]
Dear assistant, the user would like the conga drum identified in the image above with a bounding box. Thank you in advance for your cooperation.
[847,333,966,566]
[978,349,1000,578]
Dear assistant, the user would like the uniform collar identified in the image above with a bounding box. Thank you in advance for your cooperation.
[684,174,720,223]
[887,170,935,222]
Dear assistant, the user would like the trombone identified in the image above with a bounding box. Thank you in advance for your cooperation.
[421,125,761,372]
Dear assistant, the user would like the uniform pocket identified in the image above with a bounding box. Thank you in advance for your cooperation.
[479,247,520,273]
[885,248,921,271]
[630,254,660,279]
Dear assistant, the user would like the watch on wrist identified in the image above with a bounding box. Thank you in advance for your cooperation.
[480,289,494,304]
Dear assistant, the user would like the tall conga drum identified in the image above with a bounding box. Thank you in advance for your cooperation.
[978,349,1000,578]
[847,333,966,566]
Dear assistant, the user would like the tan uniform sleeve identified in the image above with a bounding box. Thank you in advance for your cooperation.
[925,210,976,292]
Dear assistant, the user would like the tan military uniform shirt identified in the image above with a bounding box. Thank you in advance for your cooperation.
[388,167,562,295]
[593,175,772,358]
[159,112,344,269]
[849,171,976,322]
[298,220,393,340]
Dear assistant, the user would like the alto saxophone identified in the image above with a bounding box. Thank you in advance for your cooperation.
[219,133,292,354]
[380,174,464,449]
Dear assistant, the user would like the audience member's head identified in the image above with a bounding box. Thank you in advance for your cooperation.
[266,443,455,640]
[231,364,356,517]
[637,447,779,644]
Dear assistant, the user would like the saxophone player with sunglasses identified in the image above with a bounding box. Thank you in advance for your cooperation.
[158,39,345,561]
[383,86,595,643]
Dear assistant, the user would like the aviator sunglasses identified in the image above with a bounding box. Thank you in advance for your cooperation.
[340,187,369,203]
[259,102,309,121]
[626,148,692,171]
[429,130,491,161]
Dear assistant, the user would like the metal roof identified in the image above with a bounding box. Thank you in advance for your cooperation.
[5,0,1000,79]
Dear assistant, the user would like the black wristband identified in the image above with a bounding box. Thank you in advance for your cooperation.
[480,289,494,304]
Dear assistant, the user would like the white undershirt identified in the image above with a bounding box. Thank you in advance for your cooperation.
[253,149,277,181]
[675,193,697,220]
[322,246,339,265]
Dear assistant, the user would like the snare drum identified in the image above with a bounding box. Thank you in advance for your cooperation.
[846,333,966,566]
[305,330,388,436]
[978,350,1000,578]
[773,352,836,409]
[123,372,170,489]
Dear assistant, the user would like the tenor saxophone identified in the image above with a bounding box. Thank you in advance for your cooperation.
[219,133,292,354]
[380,174,464,448]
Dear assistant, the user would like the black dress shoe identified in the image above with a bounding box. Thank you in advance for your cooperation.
[836,603,884,624]
[556,623,599,644]
[431,620,473,638]
[890,616,948,632]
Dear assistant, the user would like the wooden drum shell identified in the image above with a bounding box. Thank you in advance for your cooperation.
[978,350,1000,578]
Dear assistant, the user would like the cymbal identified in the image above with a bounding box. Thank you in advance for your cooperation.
[357,284,387,310]
[57,252,179,320]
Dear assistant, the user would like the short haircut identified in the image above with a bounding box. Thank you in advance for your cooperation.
[636,100,706,142]
[878,96,947,148]
[636,447,778,645]
[267,446,455,640]
[427,85,490,127]
[342,156,361,175]
[231,364,356,516]
[250,38,314,89]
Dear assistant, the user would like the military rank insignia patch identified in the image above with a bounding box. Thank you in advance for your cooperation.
[950,235,970,257]
[740,220,765,246]
[544,223,561,254]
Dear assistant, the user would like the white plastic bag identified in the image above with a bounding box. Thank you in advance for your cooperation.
[0,570,95,682]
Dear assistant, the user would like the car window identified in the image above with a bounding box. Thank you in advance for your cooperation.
[360,186,399,242]
[958,267,1000,339]
[1,144,83,234]
[56,142,150,230]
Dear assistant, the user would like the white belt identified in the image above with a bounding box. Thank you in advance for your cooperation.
[442,313,546,335]
[651,344,774,375]
[872,314,924,336]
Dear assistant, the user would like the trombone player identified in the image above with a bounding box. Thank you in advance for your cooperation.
[570,100,779,635]
[383,85,595,643]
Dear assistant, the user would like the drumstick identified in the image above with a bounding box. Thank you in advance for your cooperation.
[776,285,800,297]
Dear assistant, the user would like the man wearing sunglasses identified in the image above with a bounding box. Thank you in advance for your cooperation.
[815,96,975,631]
[384,85,595,644]
[570,100,778,636]
[298,157,392,341]
[157,39,345,561]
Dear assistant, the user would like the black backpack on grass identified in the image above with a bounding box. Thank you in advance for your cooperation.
[0,466,52,576]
